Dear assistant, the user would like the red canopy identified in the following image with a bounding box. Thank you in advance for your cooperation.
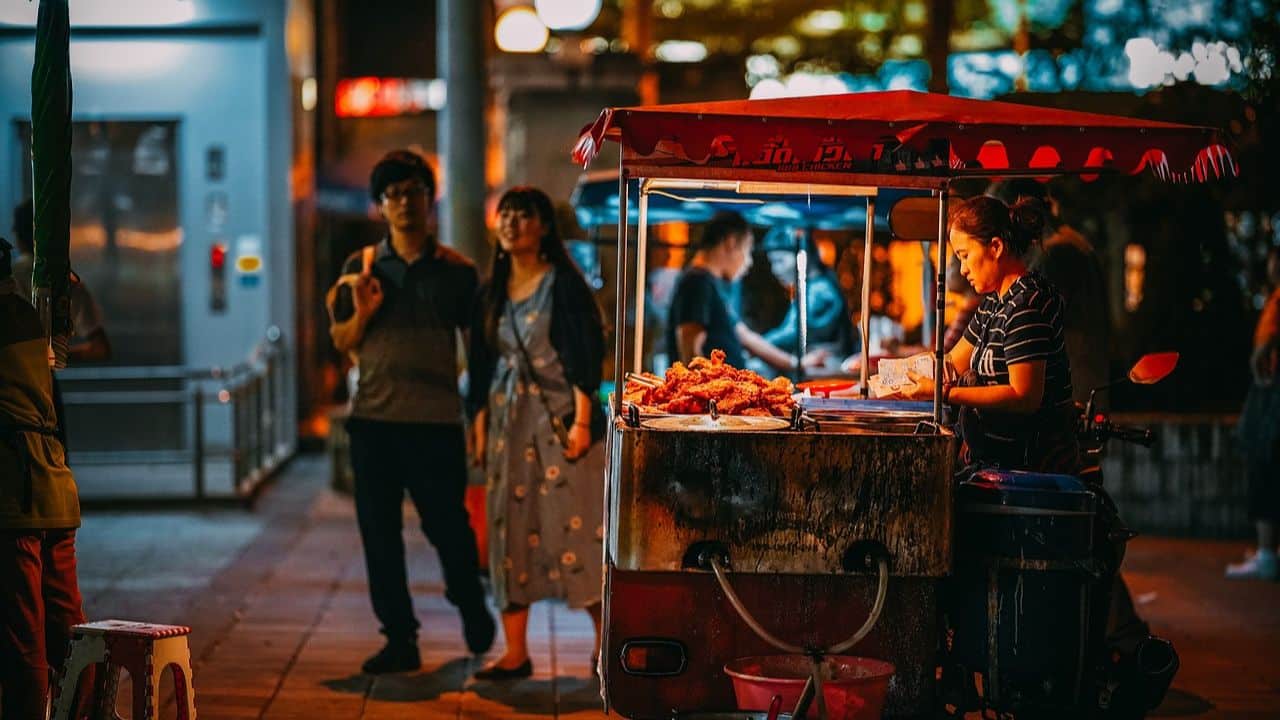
[573,90,1234,186]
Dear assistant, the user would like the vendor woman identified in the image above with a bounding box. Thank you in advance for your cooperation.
[910,195,1078,473]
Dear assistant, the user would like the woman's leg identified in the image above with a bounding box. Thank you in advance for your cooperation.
[487,604,531,669]
[1227,448,1280,579]
[1259,520,1276,551]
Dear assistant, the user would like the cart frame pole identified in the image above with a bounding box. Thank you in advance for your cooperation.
[934,187,950,424]
[612,157,630,414]
[859,197,874,397]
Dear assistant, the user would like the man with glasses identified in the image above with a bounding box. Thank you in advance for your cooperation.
[327,150,495,673]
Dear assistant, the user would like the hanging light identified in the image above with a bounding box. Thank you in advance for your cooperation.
[495,6,549,53]
[534,0,602,31]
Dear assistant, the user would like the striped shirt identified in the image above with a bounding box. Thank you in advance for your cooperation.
[962,272,1073,457]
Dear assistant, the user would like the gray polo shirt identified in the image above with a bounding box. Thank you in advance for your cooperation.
[335,239,478,424]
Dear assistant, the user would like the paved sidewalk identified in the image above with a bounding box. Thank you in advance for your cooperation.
[71,455,1279,719]
[77,456,604,720]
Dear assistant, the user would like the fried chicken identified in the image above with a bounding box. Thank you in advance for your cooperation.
[622,349,796,416]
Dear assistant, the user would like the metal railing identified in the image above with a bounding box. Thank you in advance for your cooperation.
[57,329,294,502]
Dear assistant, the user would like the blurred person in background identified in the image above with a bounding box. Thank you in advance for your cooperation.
[667,211,826,373]
[1227,246,1280,580]
[757,226,858,377]
[0,236,92,718]
[11,199,112,448]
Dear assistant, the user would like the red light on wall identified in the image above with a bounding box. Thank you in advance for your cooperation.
[210,242,227,270]
[210,241,228,313]
[336,77,382,117]
[335,77,446,118]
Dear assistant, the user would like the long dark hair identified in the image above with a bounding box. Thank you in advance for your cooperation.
[482,186,578,346]
[949,195,1047,258]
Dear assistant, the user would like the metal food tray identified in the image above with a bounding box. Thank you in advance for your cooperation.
[798,397,933,415]
[641,414,791,432]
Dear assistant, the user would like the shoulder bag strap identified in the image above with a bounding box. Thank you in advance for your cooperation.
[505,301,570,449]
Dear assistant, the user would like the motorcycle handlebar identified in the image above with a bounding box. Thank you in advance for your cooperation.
[1103,422,1156,447]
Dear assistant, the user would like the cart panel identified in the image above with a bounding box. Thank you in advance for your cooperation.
[609,424,957,577]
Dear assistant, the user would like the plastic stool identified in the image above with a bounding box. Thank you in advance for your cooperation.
[53,620,197,720]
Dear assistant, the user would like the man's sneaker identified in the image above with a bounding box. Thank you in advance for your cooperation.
[461,602,496,655]
[1225,549,1278,580]
[361,641,421,674]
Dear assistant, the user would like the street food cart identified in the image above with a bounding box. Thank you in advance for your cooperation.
[572,90,1233,719]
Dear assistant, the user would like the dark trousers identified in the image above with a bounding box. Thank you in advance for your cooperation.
[347,419,485,642]
[0,529,89,719]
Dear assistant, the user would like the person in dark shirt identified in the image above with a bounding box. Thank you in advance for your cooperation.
[666,211,825,372]
[911,195,1077,473]
[325,150,495,674]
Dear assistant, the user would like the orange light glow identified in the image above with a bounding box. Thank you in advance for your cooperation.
[334,77,446,118]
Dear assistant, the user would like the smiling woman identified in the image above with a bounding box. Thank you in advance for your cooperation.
[466,185,608,680]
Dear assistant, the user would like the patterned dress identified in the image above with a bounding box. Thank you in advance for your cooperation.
[485,268,605,609]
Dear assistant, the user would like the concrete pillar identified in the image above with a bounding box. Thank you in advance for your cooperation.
[437,0,490,265]
[927,0,952,94]
[622,0,658,104]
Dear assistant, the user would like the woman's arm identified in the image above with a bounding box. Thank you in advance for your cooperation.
[465,290,495,420]
[565,387,593,460]
[946,337,975,379]
[470,408,487,468]
[948,360,1046,413]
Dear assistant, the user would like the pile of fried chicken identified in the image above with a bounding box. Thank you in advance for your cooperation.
[623,349,796,416]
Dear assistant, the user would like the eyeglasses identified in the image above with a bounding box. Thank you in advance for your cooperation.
[381,181,429,203]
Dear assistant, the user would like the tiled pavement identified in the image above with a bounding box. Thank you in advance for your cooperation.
[77,456,605,719]
[72,455,1280,718]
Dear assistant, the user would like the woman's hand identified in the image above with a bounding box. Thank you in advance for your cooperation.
[800,348,830,369]
[470,411,487,469]
[905,369,936,400]
[565,423,591,461]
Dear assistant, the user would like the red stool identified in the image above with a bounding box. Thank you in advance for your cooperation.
[53,620,196,720]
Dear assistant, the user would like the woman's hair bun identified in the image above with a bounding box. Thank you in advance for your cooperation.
[1008,197,1048,252]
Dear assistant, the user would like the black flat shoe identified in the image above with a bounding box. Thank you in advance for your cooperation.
[473,658,533,680]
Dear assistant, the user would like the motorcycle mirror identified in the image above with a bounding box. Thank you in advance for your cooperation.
[1128,352,1179,385]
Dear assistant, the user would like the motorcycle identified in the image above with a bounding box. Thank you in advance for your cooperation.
[940,352,1182,720]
